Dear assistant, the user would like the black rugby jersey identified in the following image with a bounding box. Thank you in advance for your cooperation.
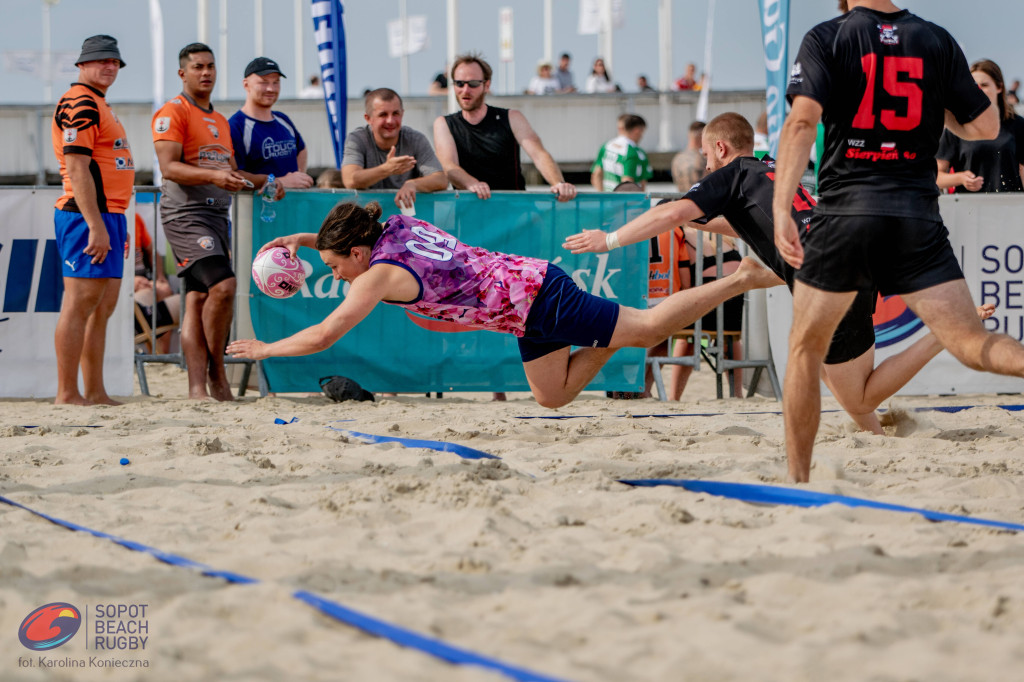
[444,106,526,190]
[787,7,990,218]
[683,155,815,287]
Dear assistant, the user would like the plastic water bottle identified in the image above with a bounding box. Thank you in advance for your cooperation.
[260,174,277,223]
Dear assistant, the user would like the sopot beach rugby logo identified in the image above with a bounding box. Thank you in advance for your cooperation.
[18,603,82,651]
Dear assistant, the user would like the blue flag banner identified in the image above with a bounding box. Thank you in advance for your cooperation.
[758,0,789,156]
[311,0,347,167]
[250,192,650,394]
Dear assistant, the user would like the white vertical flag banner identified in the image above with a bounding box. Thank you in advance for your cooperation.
[577,0,624,35]
[499,7,514,63]
[387,15,429,58]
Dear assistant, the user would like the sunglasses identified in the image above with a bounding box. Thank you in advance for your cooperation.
[453,79,484,88]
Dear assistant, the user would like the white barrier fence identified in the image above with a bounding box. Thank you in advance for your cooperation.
[0,188,135,398]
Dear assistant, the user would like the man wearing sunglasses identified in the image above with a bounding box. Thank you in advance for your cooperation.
[433,53,577,203]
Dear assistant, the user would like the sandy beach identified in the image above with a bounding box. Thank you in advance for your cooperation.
[3,365,1024,681]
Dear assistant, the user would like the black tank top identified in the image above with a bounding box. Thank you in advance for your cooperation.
[444,106,526,190]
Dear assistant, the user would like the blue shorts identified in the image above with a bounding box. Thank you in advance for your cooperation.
[54,209,127,279]
[518,264,621,362]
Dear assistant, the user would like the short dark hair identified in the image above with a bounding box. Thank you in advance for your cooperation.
[560,52,571,60]
[618,113,646,132]
[451,52,492,82]
[364,87,402,115]
[179,43,214,68]
[689,120,707,134]
[703,113,754,151]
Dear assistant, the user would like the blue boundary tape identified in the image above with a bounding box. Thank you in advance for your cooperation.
[328,427,500,460]
[330,427,1024,533]
[619,479,1024,533]
[0,493,569,682]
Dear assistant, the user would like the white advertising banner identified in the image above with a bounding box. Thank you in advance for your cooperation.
[499,7,514,62]
[767,194,1024,396]
[386,15,429,58]
[0,188,134,398]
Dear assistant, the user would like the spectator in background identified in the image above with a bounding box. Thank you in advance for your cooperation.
[753,110,770,155]
[134,215,180,354]
[584,57,618,93]
[673,63,698,91]
[316,168,344,189]
[527,60,560,95]
[591,114,653,192]
[51,34,133,406]
[229,57,314,190]
[299,74,322,99]
[429,66,448,95]
[555,53,575,93]
[153,42,279,402]
[637,75,656,92]
[342,88,447,210]
[671,121,707,191]
[936,58,1024,193]
[1008,78,1020,108]
[433,53,576,202]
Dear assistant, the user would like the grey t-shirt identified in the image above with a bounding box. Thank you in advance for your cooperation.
[341,125,442,190]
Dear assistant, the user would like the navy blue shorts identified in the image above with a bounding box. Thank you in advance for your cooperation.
[54,209,127,278]
[517,264,621,362]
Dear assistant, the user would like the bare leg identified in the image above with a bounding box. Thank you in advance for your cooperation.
[609,258,781,348]
[201,277,236,402]
[54,277,108,405]
[904,280,1024,377]
[784,282,857,482]
[182,290,213,400]
[524,346,619,408]
[821,349,884,434]
[81,278,123,405]
[524,259,780,408]
[669,339,694,400]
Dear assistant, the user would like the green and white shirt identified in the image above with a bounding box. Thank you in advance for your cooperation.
[592,135,653,191]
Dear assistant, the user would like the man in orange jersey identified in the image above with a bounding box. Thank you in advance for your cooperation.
[52,35,134,405]
[153,43,281,401]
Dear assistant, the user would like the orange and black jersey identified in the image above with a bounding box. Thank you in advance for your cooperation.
[787,7,989,218]
[52,82,135,214]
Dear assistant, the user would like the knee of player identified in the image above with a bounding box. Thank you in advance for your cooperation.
[535,392,570,409]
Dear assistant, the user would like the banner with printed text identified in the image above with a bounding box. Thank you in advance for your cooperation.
[249,191,649,394]
[758,0,789,156]
[0,188,134,398]
[311,0,347,167]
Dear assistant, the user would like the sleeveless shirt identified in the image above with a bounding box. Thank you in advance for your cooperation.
[443,106,526,190]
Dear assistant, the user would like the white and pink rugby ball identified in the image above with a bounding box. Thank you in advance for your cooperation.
[252,247,306,299]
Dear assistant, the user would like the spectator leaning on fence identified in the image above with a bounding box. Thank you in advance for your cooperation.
[342,87,447,210]
[229,57,313,190]
[51,34,134,406]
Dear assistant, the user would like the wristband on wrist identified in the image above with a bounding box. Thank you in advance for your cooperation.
[605,231,621,251]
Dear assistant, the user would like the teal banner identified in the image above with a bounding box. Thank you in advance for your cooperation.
[250,191,649,394]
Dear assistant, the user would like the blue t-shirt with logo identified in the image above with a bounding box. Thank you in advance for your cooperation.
[228,110,306,177]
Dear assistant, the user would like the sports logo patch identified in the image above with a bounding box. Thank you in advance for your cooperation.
[197,236,215,251]
[63,127,78,143]
[878,24,899,45]
[207,124,220,139]
[154,116,170,133]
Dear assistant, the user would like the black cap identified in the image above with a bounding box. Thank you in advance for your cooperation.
[75,35,126,68]
[244,57,285,78]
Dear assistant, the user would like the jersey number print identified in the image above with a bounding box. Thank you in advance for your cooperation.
[406,225,456,261]
[853,55,924,131]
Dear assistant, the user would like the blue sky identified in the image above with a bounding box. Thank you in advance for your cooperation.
[1,1,1022,104]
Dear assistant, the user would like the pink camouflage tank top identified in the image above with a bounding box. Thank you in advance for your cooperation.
[369,215,548,337]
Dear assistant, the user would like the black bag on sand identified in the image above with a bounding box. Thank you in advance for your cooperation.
[319,376,375,402]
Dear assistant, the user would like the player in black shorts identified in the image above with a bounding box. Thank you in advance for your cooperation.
[564,112,993,432]
[771,1,1024,482]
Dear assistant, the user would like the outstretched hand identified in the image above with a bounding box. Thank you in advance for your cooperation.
[257,234,306,259]
[226,339,269,360]
[562,229,609,254]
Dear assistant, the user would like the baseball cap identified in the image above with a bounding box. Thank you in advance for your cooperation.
[75,35,126,68]
[244,57,286,78]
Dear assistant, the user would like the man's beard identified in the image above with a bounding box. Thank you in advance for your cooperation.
[460,91,485,112]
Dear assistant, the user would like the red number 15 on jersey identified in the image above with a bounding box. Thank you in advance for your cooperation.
[853,54,924,131]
